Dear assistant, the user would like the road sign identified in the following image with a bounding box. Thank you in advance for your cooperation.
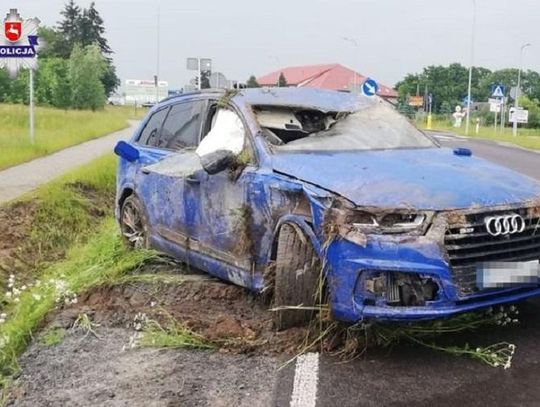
[408,95,423,107]
[509,107,529,124]
[361,78,378,97]
[209,72,228,88]
[489,98,502,113]
[491,84,506,98]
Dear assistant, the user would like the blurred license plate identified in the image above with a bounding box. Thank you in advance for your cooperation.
[476,260,540,289]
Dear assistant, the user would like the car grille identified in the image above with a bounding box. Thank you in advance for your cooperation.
[444,207,540,297]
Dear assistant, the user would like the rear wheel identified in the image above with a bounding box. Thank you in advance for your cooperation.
[273,223,322,330]
[120,195,148,249]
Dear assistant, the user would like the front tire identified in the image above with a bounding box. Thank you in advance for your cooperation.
[273,224,322,330]
[120,195,149,249]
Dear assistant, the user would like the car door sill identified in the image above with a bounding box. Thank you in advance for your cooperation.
[156,226,252,270]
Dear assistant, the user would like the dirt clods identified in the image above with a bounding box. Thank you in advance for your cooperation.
[55,275,310,355]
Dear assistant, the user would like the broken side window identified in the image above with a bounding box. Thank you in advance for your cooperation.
[196,108,246,157]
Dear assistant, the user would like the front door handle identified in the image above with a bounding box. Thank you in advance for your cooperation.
[186,176,200,185]
[141,168,151,175]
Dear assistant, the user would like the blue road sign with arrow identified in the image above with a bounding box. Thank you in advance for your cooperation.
[361,78,378,97]
[491,84,506,98]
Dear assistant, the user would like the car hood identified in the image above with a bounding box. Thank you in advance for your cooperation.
[271,148,540,210]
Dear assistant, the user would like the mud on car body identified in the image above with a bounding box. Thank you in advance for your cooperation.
[114,87,540,327]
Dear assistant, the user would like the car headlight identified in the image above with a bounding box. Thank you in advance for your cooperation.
[336,209,433,234]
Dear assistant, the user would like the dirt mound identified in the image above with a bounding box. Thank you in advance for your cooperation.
[53,277,309,355]
[0,200,36,289]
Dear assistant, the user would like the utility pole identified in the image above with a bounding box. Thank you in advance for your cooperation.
[465,0,477,136]
[29,68,35,144]
[513,43,532,137]
[341,37,359,93]
[155,2,160,104]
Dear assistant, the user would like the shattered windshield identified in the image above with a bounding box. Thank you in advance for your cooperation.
[256,99,437,152]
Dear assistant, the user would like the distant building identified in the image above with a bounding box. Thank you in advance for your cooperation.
[257,63,398,102]
[124,79,169,105]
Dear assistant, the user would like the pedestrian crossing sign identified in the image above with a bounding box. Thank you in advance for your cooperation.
[491,85,505,98]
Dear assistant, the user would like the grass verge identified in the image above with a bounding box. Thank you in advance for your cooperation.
[0,104,145,170]
[423,119,540,150]
[0,154,117,293]
[0,219,157,377]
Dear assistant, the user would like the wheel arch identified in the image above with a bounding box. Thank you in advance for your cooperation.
[270,215,322,262]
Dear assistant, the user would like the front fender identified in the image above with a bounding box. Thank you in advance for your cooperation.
[272,214,322,255]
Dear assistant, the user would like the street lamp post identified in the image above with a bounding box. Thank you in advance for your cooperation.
[465,0,477,136]
[341,37,359,93]
[512,43,532,137]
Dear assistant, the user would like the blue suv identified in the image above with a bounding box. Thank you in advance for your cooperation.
[115,87,540,328]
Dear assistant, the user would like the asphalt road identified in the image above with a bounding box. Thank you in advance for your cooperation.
[13,131,540,407]
[274,133,540,407]
[431,131,540,180]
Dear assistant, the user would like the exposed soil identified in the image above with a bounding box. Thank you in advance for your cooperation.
[0,200,37,291]
[0,182,111,298]
[48,273,309,356]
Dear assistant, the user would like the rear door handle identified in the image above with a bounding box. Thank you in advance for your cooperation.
[141,168,151,175]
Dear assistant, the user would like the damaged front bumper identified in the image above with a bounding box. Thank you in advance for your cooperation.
[325,234,540,323]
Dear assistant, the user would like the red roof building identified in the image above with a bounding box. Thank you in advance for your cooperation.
[257,63,398,100]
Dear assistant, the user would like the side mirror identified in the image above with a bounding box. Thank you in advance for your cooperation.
[114,141,140,162]
[199,150,236,175]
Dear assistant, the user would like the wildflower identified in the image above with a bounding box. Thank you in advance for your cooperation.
[32,294,42,301]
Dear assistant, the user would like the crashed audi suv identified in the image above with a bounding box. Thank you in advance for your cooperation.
[114,87,540,327]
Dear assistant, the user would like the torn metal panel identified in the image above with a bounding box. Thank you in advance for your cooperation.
[116,86,540,325]
[270,148,540,210]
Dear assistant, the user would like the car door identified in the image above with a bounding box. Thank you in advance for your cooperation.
[184,102,256,273]
[137,98,207,249]
[131,106,173,229]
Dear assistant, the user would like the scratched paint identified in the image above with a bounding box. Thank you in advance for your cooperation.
[116,87,540,323]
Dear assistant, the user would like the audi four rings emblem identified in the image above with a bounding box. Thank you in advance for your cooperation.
[484,214,526,236]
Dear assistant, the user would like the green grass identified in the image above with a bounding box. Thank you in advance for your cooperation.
[26,154,117,262]
[423,119,540,150]
[39,327,66,347]
[0,104,145,171]
[0,219,157,376]
[138,316,214,350]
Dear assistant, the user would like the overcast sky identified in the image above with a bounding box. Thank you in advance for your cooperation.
[16,0,540,90]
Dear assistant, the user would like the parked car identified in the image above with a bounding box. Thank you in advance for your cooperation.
[114,87,540,328]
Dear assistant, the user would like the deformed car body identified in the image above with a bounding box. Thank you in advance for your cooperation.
[114,87,540,326]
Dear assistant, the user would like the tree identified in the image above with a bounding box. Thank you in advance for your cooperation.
[277,72,287,87]
[36,58,72,108]
[79,2,112,55]
[395,63,492,113]
[0,69,11,102]
[519,95,540,128]
[69,44,106,110]
[200,70,211,89]
[54,1,119,96]
[246,75,260,88]
[57,0,82,57]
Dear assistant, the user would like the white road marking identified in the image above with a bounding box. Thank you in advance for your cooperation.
[434,135,455,140]
[290,352,319,407]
